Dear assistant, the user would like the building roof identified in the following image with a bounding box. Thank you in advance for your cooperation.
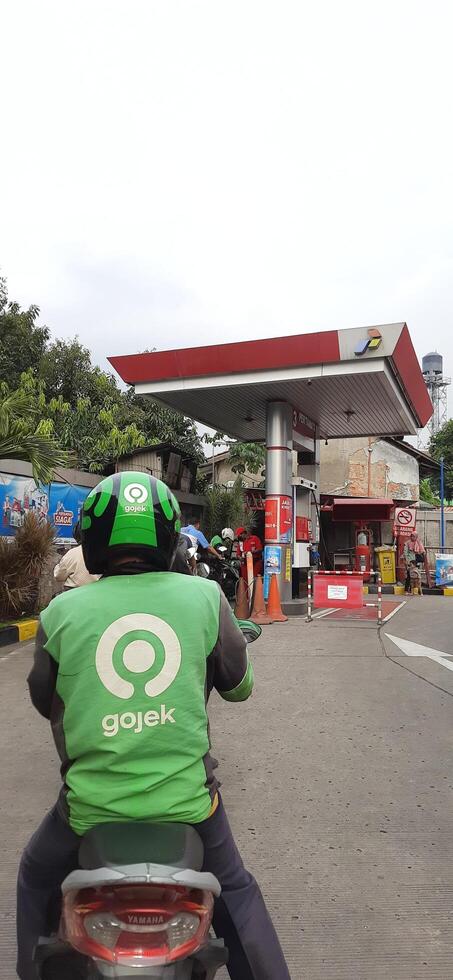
[199,450,231,468]
[383,437,441,475]
[118,442,198,463]
[109,323,432,441]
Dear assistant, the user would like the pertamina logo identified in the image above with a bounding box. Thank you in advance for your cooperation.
[123,482,149,513]
[96,614,181,738]
[354,329,382,356]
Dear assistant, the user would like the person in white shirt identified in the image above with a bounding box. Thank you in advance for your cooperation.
[54,524,100,589]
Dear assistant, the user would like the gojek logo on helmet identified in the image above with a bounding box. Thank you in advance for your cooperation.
[96,614,181,737]
[123,482,149,512]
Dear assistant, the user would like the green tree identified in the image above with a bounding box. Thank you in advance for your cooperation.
[0,277,50,389]
[40,337,97,403]
[203,431,265,479]
[125,390,204,463]
[419,478,441,507]
[228,441,265,477]
[0,276,204,474]
[15,371,146,473]
[0,383,70,484]
[429,420,453,500]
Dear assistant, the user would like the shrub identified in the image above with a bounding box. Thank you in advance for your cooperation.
[0,513,56,618]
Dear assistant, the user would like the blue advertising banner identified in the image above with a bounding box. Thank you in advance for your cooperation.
[435,555,453,587]
[0,473,91,540]
[263,544,282,599]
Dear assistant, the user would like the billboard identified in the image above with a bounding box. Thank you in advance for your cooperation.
[435,555,453,587]
[0,473,92,540]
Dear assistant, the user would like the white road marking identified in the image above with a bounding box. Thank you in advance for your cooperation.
[382,601,406,623]
[0,649,22,664]
[311,607,340,619]
[314,602,405,624]
[386,633,453,672]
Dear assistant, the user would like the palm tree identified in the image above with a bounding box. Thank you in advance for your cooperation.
[0,385,71,485]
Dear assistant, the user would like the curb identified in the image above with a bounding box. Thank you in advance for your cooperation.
[365,584,453,597]
[0,618,38,647]
[364,584,406,596]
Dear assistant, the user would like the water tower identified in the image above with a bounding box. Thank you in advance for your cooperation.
[422,352,451,440]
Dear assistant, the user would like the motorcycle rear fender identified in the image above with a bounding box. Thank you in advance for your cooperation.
[62,864,221,896]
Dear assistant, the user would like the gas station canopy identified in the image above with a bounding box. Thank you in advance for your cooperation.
[110,323,432,440]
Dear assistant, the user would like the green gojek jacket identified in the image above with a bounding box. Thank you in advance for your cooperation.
[27,572,254,836]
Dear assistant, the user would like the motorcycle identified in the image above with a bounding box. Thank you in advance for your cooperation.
[34,623,261,980]
[195,546,241,602]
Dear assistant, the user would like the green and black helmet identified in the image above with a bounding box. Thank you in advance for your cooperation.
[81,471,181,574]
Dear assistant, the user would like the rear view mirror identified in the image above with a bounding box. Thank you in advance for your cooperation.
[235,619,262,643]
[197,562,210,577]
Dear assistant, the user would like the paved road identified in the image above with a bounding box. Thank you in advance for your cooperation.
[2,597,453,979]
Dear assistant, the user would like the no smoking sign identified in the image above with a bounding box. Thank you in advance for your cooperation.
[393,507,416,534]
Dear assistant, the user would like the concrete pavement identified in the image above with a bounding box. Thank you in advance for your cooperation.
[1,598,453,978]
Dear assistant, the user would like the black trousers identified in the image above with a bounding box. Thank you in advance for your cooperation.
[17,798,291,980]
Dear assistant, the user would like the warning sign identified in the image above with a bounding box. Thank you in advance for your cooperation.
[393,507,416,535]
[265,499,278,541]
[265,496,293,542]
[279,496,292,543]
[285,547,292,582]
[328,584,348,601]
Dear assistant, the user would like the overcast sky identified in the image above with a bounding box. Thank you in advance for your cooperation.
[1,1,452,422]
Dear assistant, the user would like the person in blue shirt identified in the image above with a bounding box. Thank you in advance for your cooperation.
[181,518,223,560]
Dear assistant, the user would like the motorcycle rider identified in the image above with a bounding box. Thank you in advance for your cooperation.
[210,533,224,551]
[172,531,195,574]
[221,527,235,558]
[181,517,224,561]
[53,520,100,590]
[17,471,290,980]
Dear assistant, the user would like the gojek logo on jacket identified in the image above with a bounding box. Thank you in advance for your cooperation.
[96,614,181,737]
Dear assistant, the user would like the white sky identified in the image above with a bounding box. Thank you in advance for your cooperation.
[1,0,452,424]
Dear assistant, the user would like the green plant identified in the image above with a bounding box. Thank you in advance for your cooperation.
[0,276,205,475]
[203,477,254,540]
[419,478,441,507]
[0,383,71,484]
[203,431,265,478]
[430,421,453,499]
[0,513,56,618]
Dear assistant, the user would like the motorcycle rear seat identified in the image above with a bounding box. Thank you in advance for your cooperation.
[79,822,204,872]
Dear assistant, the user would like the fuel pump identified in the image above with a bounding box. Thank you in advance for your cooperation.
[291,418,320,594]
[354,523,371,580]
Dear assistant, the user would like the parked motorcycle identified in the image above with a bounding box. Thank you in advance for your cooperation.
[34,623,261,980]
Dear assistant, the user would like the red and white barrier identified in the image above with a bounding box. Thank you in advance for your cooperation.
[306,570,383,626]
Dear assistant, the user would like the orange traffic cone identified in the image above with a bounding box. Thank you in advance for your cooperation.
[266,574,288,622]
[250,576,273,625]
[234,577,250,619]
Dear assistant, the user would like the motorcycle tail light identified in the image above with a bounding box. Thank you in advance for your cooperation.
[62,883,213,966]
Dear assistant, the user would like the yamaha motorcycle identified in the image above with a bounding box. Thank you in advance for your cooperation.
[35,623,261,979]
